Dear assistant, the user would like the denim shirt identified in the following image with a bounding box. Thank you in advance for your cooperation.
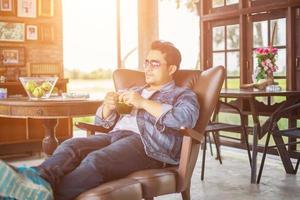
[95,81,200,165]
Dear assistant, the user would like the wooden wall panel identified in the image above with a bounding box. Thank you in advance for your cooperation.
[295,7,300,90]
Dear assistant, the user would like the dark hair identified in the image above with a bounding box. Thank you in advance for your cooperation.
[150,40,182,69]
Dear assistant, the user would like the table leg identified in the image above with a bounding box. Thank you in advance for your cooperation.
[42,119,59,155]
[249,98,260,184]
[251,124,258,183]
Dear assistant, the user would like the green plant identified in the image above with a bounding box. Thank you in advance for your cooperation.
[254,47,278,82]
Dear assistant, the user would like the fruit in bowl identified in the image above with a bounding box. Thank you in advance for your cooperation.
[19,77,58,99]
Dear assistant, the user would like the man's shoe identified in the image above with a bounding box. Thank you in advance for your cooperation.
[0,160,53,200]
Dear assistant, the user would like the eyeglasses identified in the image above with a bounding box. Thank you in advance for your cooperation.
[143,59,166,69]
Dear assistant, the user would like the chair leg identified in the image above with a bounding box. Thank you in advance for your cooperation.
[212,131,222,164]
[208,133,214,156]
[241,123,252,167]
[295,155,300,173]
[181,187,190,200]
[201,133,207,180]
[257,132,272,184]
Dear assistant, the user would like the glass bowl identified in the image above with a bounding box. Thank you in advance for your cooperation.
[19,77,58,99]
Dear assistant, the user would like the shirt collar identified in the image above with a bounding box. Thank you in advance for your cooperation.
[141,80,176,93]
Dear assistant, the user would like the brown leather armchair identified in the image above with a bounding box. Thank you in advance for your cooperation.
[76,66,225,200]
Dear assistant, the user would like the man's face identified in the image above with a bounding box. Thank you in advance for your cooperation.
[144,50,176,86]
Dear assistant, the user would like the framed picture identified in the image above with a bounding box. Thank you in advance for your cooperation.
[17,0,36,18]
[0,47,25,66]
[0,0,16,16]
[0,22,25,42]
[38,0,53,17]
[2,49,19,64]
[40,24,55,43]
[26,24,38,40]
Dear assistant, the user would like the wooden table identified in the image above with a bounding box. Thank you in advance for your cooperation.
[0,97,102,155]
[220,89,300,183]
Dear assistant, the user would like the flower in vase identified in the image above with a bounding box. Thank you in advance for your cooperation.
[254,47,278,82]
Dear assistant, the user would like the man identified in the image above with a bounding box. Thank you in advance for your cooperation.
[0,40,199,200]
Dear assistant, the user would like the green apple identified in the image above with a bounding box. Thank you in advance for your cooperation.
[32,87,45,98]
[25,80,37,93]
[41,81,52,92]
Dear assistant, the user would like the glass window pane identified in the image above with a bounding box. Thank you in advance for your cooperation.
[253,21,268,48]
[159,1,200,69]
[274,48,286,77]
[213,0,224,8]
[227,24,239,49]
[226,0,239,5]
[227,51,240,76]
[252,50,258,82]
[213,26,225,51]
[120,0,138,69]
[213,52,225,67]
[63,0,117,71]
[271,18,286,46]
[227,78,240,89]
[276,79,287,90]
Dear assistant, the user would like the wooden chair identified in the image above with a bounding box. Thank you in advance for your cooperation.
[257,101,300,183]
[201,100,252,180]
[26,62,63,78]
[76,66,225,200]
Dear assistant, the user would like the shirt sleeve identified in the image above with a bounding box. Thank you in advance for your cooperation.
[94,105,118,129]
[154,89,199,132]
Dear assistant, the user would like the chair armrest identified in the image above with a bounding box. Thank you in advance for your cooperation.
[75,122,112,135]
[180,128,204,143]
[219,101,242,114]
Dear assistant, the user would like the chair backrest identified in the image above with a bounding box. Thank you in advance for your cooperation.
[27,62,63,78]
[113,66,225,195]
[176,66,225,192]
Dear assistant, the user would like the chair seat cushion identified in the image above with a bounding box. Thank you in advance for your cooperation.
[128,168,177,197]
[75,178,142,200]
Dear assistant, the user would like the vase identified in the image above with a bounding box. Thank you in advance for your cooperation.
[254,74,274,90]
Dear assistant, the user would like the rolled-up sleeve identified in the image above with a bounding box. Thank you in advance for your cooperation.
[155,90,199,132]
[94,105,118,128]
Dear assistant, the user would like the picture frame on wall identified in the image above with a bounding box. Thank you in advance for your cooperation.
[2,49,19,64]
[38,0,53,17]
[0,47,25,67]
[26,24,38,40]
[0,0,16,16]
[17,0,36,18]
[0,22,25,42]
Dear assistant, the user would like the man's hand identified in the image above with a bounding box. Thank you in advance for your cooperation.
[119,91,145,109]
[102,92,119,119]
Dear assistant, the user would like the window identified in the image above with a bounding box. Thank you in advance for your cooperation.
[252,18,287,88]
[63,0,118,71]
[120,0,138,69]
[212,0,239,8]
[159,1,200,69]
[212,23,240,88]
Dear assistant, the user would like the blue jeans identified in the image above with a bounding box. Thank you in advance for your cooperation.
[37,130,164,200]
